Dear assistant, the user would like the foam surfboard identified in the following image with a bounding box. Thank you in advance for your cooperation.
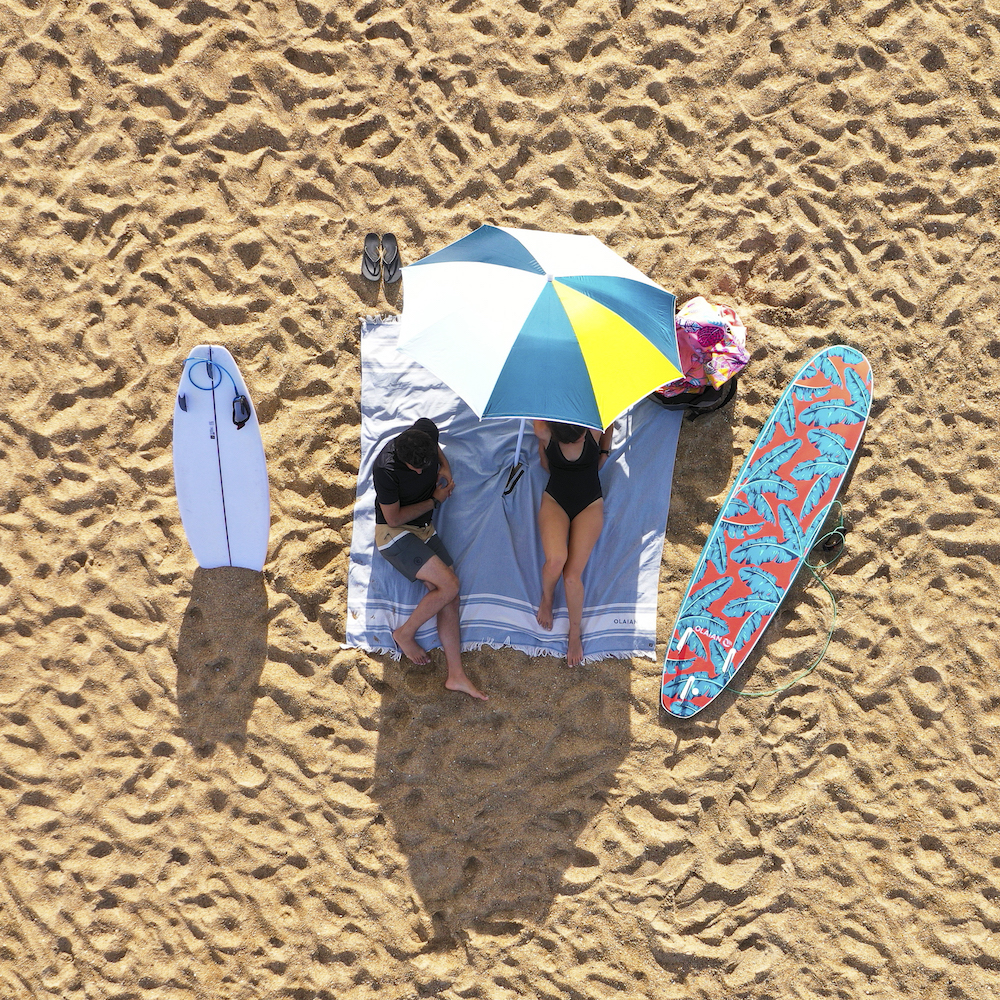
[661,345,873,718]
[172,345,270,571]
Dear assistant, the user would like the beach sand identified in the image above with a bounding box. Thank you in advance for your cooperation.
[2,1,999,996]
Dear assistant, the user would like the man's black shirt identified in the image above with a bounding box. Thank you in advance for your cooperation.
[372,418,440,527]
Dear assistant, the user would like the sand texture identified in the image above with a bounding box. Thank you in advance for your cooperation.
[2,0,999,996]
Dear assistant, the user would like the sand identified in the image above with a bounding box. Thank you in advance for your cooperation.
[1,0,999,996]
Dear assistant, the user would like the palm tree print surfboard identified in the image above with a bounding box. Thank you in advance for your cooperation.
[661,346,873,718]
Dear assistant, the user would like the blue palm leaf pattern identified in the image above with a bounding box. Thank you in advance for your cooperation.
[740,478,798,522]
[793,382,829,401]
[739,565,783,602]
[730,534,799,565]
[807,428,851,464]
[706,530,728,574]
[722,594,778,620]
[673,625,705,658]
[741,485,777,522]
[675,614,730,659]
[664,651,697,673]
[791,458,845,483]
[774,392,798,436]
[722,519,765,540]
[746,439,802,480]
[828,345,864,365]
[687,576,734,615]
[709,640,733,677]
[799,396,866,428]
[734,608,769,648]
[721,495,751,518]
[668,697,700,718]
[817,354,843,386]
[800,473,837,517]
[778,503,803,550]
[663,346,872,718]
[801,500,835,540]
[844,364,871,410]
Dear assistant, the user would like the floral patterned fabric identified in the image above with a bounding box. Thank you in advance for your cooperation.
[655,296,750,399]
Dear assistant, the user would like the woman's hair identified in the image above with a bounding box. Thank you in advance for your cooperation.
[395,428,435,468]
[547,421,588,444]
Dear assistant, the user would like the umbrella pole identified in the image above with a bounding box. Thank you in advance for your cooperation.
[503,418,527,496]
[513,418,526,466]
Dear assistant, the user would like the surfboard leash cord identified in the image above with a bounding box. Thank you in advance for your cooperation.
[726,501,846,700]
[181,358,252,429]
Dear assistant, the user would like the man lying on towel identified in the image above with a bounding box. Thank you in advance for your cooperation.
[373,418,488,701]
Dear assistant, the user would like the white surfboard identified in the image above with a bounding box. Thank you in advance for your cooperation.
[172,345,270,571]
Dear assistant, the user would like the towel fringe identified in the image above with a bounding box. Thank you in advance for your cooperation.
[343,640,653,664]
[361,313,400,328]
[340,641,401,660]
[461,641,651,663]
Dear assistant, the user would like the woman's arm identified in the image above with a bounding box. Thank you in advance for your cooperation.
[533,420,551,472]
[597,425,614,469]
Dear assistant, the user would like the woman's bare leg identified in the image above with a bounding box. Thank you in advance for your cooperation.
[536,493,569,630]
[563,499,604,667]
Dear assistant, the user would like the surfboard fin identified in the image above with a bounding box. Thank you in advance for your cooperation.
[177,393,187,412]
[232,394,251,429]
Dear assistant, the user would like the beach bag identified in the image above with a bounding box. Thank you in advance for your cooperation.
[651,377,741,420]
[651,297,750,419]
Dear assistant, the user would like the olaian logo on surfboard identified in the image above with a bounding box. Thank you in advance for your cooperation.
[209,420,216,440]
[694,624,732,648]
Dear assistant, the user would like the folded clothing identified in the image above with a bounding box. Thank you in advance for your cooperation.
[655,295,750,398]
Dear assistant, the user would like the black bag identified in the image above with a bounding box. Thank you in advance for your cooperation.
[649,377,740,421]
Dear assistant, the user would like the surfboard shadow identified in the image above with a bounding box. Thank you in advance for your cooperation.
[369,649,631,943]
[176,567,269,750]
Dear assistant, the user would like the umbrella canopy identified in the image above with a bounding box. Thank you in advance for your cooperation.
[396,225,683,430]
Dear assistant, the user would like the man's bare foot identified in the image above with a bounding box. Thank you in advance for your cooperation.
[445,673,489,701]
[536,597,553,631]
[567,636,584,667]
[393,627,430,665]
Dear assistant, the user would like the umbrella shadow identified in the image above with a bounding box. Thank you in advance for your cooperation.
[176,567,269,751]
[369,647,631,943]
[667,406,739,536]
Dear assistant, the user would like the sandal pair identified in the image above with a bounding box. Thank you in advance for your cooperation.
[361,233,401,283]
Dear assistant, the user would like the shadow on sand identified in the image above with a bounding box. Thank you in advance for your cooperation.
[368,647,631,943]
[176,566,269,750]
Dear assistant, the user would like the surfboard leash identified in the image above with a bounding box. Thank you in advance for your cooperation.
[180,358,252,430]
[726,501,846,700]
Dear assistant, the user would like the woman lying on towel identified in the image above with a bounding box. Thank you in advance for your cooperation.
[532,420,615,667]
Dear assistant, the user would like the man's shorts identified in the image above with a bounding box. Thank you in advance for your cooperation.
[375,523,454,583]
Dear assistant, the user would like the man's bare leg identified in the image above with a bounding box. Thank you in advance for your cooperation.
[437,593,488,700]
[392,556,458,665]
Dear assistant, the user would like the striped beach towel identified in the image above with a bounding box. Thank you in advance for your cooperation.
[345,318,683,664]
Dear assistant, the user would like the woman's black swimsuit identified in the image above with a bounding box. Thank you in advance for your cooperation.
[544,434,602,520]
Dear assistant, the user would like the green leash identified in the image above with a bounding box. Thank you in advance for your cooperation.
[726,502,846,699]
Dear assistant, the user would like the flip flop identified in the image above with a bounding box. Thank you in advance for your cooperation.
[381,233,402,283]
[361,232,381,282]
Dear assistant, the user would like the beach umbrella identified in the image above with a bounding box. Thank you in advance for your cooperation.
[396,225,683,435]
